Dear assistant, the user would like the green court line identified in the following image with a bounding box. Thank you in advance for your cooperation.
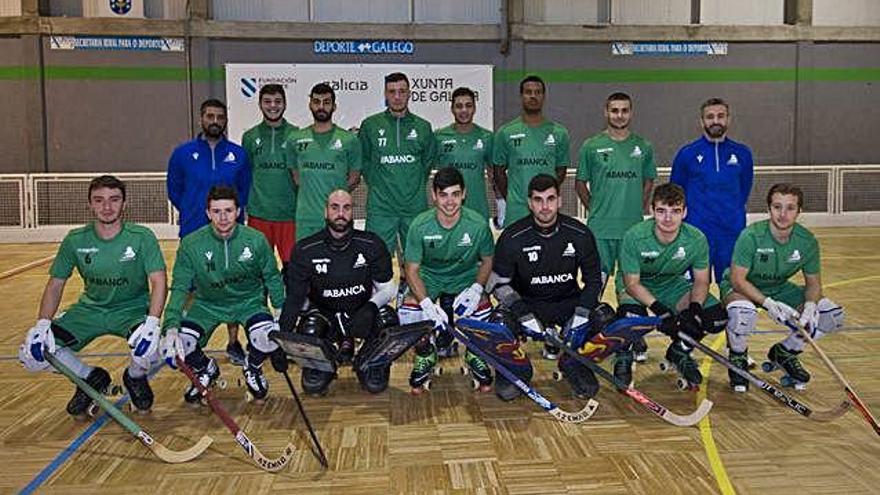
[0,66,878,83]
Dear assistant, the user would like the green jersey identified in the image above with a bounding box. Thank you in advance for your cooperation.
[290,125,362,239]
[241,119,299,221]
[576,132,656,239]
[434,124,494,219]
[404,207,494,299]
[359,110,436,217]
[164,224,285,329]
[617,219,709,292]
[493,117,570,227]
[724,220,820,291]
[50,222,165,307]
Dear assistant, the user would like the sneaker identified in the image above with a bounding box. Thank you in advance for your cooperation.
[67,367,112,416]
[226,341,246,367]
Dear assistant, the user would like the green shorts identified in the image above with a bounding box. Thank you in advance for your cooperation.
[618,276,721,311]
[595,238,622,279]
[53,301,148,352]
[182,300,270,348]
[720,279,804,308]
[365,214,416,255]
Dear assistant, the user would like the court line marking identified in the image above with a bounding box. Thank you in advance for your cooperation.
[697,332,737,495]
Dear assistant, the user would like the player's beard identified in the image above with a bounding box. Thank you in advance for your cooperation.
[203,123,225,139]
[704,123,726,139]
[327,216,352,234]
[312,108,333,123]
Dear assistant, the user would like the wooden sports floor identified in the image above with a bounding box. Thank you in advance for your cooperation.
[0,227,878,494]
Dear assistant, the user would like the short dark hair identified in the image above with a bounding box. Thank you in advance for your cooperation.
[519,75,545,94]
[766,183,804,209]
[432,167,465,192]
[652,183,686,207]
[700,97,729,115]
[259,84,285,102]
[310,83,336,104]
[206,184,239,207]
[385,72,410,87]
[606,92,632,107]
[200,98,227,115]
[88,175,126,202]
[527,174,559,197]
[451,87,476,104]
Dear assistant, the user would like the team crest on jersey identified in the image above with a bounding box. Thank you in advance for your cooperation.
[544,134,556,146]
[727,154,739,165]
[630,145,642,158]
[205,251,213,261]
[255,137,262,146]
[474,139,484,150]
[224,152,237,163]
[379,129,385,136]
[407,129,418,140]
[696,154,703,164]
[672,246,686,260]
[353,253,367,268]
[191,152,199,161]
[458,232,472,247]
[787,249,801,263]
[119,246,136,262]
[562,242,576,257]
[110,0,132,15]
[238,247,253,262]
[332,139,343,150]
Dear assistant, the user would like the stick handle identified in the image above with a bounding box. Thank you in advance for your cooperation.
[281,370,328,468]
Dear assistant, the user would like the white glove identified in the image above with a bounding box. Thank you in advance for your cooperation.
[453,283,483,317]
[570,306,590,330]
[799,301,819,331]
[419,297,449,330]
[248,319,280,354]
[518,313,545,340]
[19,319,54,372]
[128,316,161,370]
[763,297,800,327]
[160,328,185,369]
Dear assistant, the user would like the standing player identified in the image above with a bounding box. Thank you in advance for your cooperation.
[291,83,362,240]
[670,97,753,283]
[490,174,604,400]
[617,183,728,389]
[160,185,285,405]
[434,87,494,221]
[493,75,570,228]
[19,175,167,416]
[277,189,397,395]
[721,183,844,391]
[575,92,656,362]
[359,72,435,304]
[399,167,495,394]
[167,98,252,365]
[241,84,299,277]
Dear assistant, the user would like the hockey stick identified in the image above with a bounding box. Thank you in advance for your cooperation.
[785,322,878,435]
[455,319,598,423]
[175,356,295,471]
[279,369,329,468]
[541,318,712,427]
[46,353,213,463]
[678,331,849,422]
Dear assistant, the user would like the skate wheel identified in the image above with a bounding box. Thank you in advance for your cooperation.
[217,379,228,389]
[434,367,444,376]
[87,403,100,417]
[733,385,748,393]
[244,391,253,402]
[761,361,775,373]
[780,375,794,387]
[658,360,671,372]
[675,377,689,391]
[552,371,564,381]
[477,384,492,393]
[110,385,124,396]
[460,366,468,376]
[794,382,807,391]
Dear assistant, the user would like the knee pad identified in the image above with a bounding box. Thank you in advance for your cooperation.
[725,300,757,353]
[374,304,400,330]
[397,303,424,325]
[246,315,279,355]
[179,322,203,357]
[617,304,648,319]
[701,304,729,334]
[296,309,331,339]
[816,298,844,335]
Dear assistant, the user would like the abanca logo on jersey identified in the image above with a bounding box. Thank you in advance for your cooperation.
[323,285,366,298]
[380,155,416,165]
[530,273,574,285]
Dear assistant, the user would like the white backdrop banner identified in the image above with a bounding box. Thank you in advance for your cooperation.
[225,64,493,144]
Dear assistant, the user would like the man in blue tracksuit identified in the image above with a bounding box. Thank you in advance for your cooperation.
[670,98,753,283]
[166,98,252,364]
[167,98,252,238]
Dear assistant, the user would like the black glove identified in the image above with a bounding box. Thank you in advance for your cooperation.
[348,302,379,339]
[649,301,678,337]
[269,347,289,373]
[678,302,705,341]
[278,308,298,334]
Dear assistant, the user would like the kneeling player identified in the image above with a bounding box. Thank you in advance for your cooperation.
[399,167,496,394]
[18,175,167,416]
[277,189,398,395]
[617,183,728,389]
[160,185,285,404]
[490,173,606,400]
[721,183,844,391]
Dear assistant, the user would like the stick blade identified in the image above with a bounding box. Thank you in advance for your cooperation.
[149,435,214,463]
[250,442,296,472]
[549,398,599,423]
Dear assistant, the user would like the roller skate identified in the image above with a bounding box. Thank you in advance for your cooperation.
[461,350,492,393]
[183,357,224,406]
[67,367,113,419]
[123,367,153,414]
[660,342,702,391]
[409,347,440,395]
[554,353,599,399]
[762,343,810,390]
[613,349,635,389]
[242,358,269,404]
[728,349,750,393]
